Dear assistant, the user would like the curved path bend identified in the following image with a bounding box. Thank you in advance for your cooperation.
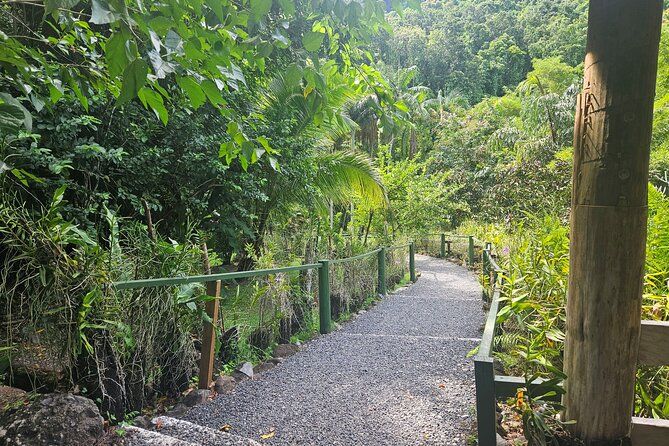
[186,255,484,445]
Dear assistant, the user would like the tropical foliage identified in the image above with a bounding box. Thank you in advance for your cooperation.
[2,0,669,439]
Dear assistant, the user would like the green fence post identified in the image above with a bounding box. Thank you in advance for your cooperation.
[482,245,490,302]
[482,248,488,277]
[378,247,387,295]
[409,242,417,282]
[318,260,331,334]
[474,357,497,446]
[468,235,475,267]
[440,233,446,258]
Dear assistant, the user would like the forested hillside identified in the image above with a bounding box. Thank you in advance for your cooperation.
[1,0,668,443]
[376,0,587,101]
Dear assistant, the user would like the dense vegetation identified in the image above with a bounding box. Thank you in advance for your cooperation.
[1,0,668,442]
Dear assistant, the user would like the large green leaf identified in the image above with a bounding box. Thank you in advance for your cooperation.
[302,31,325,52]
[138,87,168,124]
[277,0,295,15]
[91,0,116,24]
[105,30,131,78]
[44,0,81,16]
[0,94,32,133]
[250,0,272,17]
[177,77,207,109]
[285,63,303,87]
[117,59,149,105]
[201,80,226,106]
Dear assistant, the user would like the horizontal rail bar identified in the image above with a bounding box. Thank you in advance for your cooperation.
[487,255,503,273]
[414,233,471,239]
[112,263,322,290]
[478,286,501,358]
[386,243,411,251]
[494,375,562,402]
[631,417,669,446]
[638,320,669,366]
[328,248,382,265]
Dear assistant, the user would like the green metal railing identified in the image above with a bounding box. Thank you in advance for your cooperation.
[474,242,669,446]
[474,243,504,446]
[110,241,418,390]
[413,233,479,267]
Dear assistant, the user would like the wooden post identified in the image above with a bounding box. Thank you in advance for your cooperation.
[563,0,663,443]
[199,279,221,389]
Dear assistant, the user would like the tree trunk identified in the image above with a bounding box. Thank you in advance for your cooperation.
[363,210,374,246]
[563,1,662,444]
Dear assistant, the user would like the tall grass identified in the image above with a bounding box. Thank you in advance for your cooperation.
[1,189,207,419]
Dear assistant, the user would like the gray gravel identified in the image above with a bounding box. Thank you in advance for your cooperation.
[185,255,484,445]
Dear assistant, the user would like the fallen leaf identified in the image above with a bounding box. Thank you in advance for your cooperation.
[220,424,232,432]
[438,383,446,389]
[260,429,276,440]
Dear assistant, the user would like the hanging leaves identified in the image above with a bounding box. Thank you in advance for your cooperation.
[0,0,405,168]
[117,59,149,105]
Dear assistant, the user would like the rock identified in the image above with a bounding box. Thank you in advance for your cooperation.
[122,425,195,445]
[10,343,67,392]
[132,415,152,429]
[214,375,235,394]
[496,433,508,446]
[273,344,300,358]
[0,393,103,445]
[253,362,276,374]
[182,389,209,407]
[232,362,254,380]
[268,357,284,365]
[166,403,189,417]
[0,386,27,412]
[151,416,262,445]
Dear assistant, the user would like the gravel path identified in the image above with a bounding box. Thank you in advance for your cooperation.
[186,255,484,445]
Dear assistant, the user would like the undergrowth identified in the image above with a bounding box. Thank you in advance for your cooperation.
[465,183,669,441]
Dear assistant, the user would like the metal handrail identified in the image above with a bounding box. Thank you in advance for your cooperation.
[328,248,382,265]
[112,263,322,290]
[475,244,506,446]
[386,243,411,251]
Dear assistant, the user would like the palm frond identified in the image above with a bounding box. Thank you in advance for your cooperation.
[314,150,388,207]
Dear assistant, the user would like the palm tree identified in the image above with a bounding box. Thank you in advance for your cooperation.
[383,66,433,159]
[239,68,388,265]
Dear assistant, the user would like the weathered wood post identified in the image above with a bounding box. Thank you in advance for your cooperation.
[199,279,221,390]
[563,0,663,443]
[318,260,331,334]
